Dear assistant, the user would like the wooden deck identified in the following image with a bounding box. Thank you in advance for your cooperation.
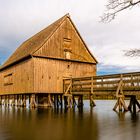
[63,72,140,111]
[63,71,140,96]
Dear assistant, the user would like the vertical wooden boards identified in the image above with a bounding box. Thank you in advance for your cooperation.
[33,17,97,64]
[0,59,34,94]
[0,15,97,95]
[33,57,96,93]
[0,55,96,95]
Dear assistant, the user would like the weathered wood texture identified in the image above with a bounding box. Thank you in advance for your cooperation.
[0,14,97,95]
[33,57,96,93]
[33,16,96,63]
[0,59,34,95]
[64,72,140,95]
[0,14,97,70]
[0,15,67,70]
[0,57,96,95]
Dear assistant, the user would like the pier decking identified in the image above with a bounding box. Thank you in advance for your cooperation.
[0,14,140,113]
[63,71,140,112]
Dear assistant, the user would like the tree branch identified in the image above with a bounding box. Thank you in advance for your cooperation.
[124,49,140,57]
[101,0,140,22]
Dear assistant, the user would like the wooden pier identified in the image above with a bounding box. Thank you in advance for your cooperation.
[63,71,140,112]
[0,71,140,113]
[0,14,140,113]
[0,14,97,110]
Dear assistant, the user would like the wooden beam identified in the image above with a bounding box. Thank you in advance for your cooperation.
[30,94,37,108]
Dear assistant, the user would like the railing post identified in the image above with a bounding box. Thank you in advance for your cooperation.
[90,76,96,107]
[101,77,104,88]
[63,79,65,94]
[70,78,72,94]
[91,77,94,94]
[0,96,2,105]
[113,74,128,111]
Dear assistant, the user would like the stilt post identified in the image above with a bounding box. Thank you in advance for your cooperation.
[0,96,2,105]
[113,75,128,112]
[30,94,37,108]
[90,94,96,107]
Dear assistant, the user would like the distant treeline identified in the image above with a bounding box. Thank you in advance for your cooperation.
[83,95,140,100]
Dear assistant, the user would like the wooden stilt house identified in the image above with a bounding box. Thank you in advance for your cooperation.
[0,14,97,95]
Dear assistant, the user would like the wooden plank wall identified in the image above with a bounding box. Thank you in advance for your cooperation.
[33,57,96,93]
[0,59,34,95]
[33,18,96,63]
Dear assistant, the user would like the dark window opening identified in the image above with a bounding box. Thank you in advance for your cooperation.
[4,73,13,86]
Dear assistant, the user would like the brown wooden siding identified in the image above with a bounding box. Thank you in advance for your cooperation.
[0,15,97,95]
[33,57,96,93]
[34,18,96,63]
[0,59,34,95]
[0,57,96,94]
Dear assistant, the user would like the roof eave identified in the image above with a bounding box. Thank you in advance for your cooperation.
[0,55,32,71]
[32,55,97,64]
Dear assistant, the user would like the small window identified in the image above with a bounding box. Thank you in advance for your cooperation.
[65,51,71,59]
[63,38,71,49]
[4,73,13,86]
[63,38,72,59]
[63,38,71,42]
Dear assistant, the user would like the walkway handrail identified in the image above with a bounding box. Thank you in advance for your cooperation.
[63,71,140,95]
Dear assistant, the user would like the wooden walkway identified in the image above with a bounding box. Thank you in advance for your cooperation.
[63,72,140,112]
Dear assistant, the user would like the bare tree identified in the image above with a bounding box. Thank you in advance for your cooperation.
[101,0,140,57]
[124,49,140,56]
[101,0,140,22]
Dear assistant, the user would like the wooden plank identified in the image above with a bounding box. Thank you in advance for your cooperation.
[0,59,34,94]
[63,70,140,97]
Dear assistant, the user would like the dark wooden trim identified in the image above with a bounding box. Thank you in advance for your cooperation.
[4,83,13,86]
[4,73,13,78]
[0,55,32,71]
[32,55,96,64]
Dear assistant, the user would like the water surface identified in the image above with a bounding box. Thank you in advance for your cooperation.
[0,100,140,140]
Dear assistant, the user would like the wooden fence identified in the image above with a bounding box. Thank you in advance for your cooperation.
[63,71,140,96]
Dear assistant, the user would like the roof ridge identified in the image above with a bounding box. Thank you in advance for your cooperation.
[0,13,97,70]
[1,14,69,70]
[31,14,68,55]
[64,15,98,63]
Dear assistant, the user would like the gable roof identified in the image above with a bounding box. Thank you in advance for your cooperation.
[0,14,97,70]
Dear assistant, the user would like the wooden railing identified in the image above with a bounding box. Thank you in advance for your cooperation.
[63,72,140,96]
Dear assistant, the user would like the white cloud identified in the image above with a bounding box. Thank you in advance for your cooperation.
[94,43,140,71]
[0,0,140,73]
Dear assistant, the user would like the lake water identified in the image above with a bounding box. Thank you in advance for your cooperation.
[0,100,140,140]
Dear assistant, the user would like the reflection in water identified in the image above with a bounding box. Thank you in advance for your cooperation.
[0,104,98,140]
[0,100,140,140]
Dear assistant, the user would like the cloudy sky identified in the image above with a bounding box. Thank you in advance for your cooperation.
[0,0,140,75]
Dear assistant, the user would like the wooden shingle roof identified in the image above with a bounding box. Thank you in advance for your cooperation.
[0,14,97,70]
[0,14,68,70]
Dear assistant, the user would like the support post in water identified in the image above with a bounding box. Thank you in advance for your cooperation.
[60,94,63,108]
[90,94,96,107]
[17,95,21,106]
[128,95,140,113]
[54,94,57,108]
[30,94,37,108]
[22,95,26,107]
[11,95,15,106]
[90,76,96,108]
[0,96,2,105]
[72,95,77,108]
[57,95,60,108]
[48,94,53,107]
[67,95,73,108]
[113,77,128,112]
[5,95,8,106]
[113,95,128,111]
[64,96,68,109]
[77,95,83,108]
